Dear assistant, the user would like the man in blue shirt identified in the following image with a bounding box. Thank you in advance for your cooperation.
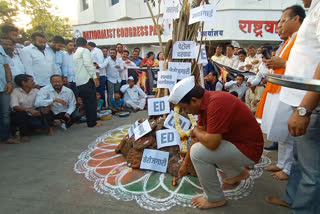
[46,35,66,76]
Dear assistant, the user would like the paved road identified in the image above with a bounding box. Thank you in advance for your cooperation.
[0,111,290,214]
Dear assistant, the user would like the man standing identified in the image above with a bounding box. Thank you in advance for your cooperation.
[73,37,101,128]
[267,1,320,213]
[168,76,264,209]
[88,42,107,106]
[1,24,24,55]
[116,43,123,58]
[204,70,224,91]
[120,76,146,111]
[46,35,66,75]
[97,48,123,106]
[225,74,248,100]
[101,47,108,59]
[131,51,142,67]
[20,32,58,87]
[221,45,239,69]
[244,45,261,74]
[119,50,137,85]
[211,45,225,62]
[237,50,247,70]
[62,40,77,96]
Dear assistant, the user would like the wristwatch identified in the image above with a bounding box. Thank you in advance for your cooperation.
[297,107,311,117]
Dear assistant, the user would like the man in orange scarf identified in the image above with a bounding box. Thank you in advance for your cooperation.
[255,5,306,180]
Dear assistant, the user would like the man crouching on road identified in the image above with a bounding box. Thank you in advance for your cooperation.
[168,76,264,209]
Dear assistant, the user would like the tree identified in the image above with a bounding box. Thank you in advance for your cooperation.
[0,0,18,24]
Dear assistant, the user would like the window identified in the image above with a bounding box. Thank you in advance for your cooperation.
[81,0,89,11]
[111,0,119,6]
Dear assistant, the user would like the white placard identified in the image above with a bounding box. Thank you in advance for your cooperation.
[163,4,180,19]
[128,120,139,138]
[168,62,192,80]
[140,149,169,173]
[148,96,171,116]
[156,129,181,149]
[164,111,191,131]
[157,71,177,91]
[189,4,216,25]
[134,120,152,141]
[165,0,179,6]
[158,60,165,71]
[172,41,196,59]
[194,44,208,65]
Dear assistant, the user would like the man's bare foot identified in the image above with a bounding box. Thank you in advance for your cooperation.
[223,169,250,185]
[48,127,54,136]
[271,170,289,180]
[265,196,290,208]
[264,165,281,172]
[5,138,21,144]
[95,122,103,127]
[191,196,227,209]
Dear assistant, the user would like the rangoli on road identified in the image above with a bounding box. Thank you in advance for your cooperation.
[74,125,271,211]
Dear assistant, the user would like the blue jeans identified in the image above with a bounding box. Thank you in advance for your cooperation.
[0,92,10,141]
[283,109,320,214]
[97,76,107,107]
[107,80,120,107]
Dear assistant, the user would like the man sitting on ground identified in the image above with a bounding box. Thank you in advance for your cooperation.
[35,75,78,133]
[168,76,264,209]
[225,74,248,100]
[120,76,146,112]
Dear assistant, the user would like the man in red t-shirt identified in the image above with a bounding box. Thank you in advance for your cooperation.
[168,76,264,209]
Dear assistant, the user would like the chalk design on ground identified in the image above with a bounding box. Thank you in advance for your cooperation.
[74,124,271,211]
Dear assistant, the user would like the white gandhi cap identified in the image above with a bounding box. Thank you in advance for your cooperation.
[128,76,134,80]
[168,76,195,104]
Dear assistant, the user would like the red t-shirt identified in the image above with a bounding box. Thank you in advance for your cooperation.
[198,90,264,163]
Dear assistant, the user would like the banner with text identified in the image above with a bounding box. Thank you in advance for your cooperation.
[148,96,171,116]
[189,4,216,25]
[140,149,169,173]
[168,62,192,80]
[156,129,181,149]
[172,41,196,59]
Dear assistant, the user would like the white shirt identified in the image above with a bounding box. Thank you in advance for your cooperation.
[119,58,137,81]
[221,55,239,69]
[244,55,261,74]
[250,62,271,86]
[225,81,248,99]
[10,87,39,109]
[7,54,25,82]
[237,61,245,70]
[280,0,320,107]
[20,44,58,86]
[62,51,75,82]
[91,47,105,76]
[120,84,147,103]
[35,85,76,115]
[73,47,97,86]
[46,44,64,75]
[99,57,124,84]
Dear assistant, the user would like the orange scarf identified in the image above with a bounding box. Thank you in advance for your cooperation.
[255,35,297,118]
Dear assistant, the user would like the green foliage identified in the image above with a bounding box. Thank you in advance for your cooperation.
[0,1,18,24]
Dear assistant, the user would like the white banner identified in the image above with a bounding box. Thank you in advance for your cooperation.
[195,44,208,65]
[156,129,181,149]
[163,111,191,131]
[189,4,216,25]
[140,149,169,173]
[168,62,192,80]
[128,120,139,138]
[134,120,152,141]
[172,41,196,59]
[148,96,171,116]
[163,4,180,19]
[157,71,177,90]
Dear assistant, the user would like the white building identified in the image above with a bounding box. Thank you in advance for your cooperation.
[73,0,304,56]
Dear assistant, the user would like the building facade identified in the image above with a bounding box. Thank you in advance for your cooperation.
[73,0,304,56]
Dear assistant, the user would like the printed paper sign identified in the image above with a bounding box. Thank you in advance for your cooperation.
[156,129,181,149]
[168,62,192,80]
[165,0,179,6]
[140,149,169,173]
[194,44,208,65]
[189,4,216,25]
[163,4,180,19]
[128,120,139,138]
[157,71,177,90]
[164,111,191,131]
[172,41,196,59]
[134,120,152,141]
[148,96,170,116]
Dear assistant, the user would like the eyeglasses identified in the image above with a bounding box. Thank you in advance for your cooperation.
[279,16,294,24]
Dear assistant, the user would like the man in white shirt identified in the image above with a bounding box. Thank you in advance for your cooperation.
[73,37,101,128]
[120,76,146,111]
[119,50,137,86]
[35,75,79,131]
[225,74,248,100]
[211,45,225,62]
[97,48,123,106]
[62,40,77,97]
[221,45,239,69]
[237,50,247,70]
[1,24,24,55]
[46,35,65,76]
[266,1,320,212]
[20,32,58,87]
[244,45,261,74]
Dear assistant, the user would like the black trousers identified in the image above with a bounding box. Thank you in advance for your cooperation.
[77,79,97,127]
[67,82,79,98]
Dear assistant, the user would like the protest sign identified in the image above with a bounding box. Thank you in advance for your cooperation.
[156,129,181,149]
[163,3,180,19]
[168,62,192,80]
[140,149,169,173]
[163,111,191,131]
[134,120,152,141]
[157,71,177,90]
[172,41,196,59]
[189,4,216,25]
[148,96,170,116]
[128,120,139,138]
[195,44,208,65]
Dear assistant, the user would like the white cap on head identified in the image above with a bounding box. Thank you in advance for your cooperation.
[128,76,134,80]
[168,76,195,105]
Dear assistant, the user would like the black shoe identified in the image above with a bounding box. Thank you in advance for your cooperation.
[264,142,278,150]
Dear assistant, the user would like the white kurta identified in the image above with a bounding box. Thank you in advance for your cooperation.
[120,84,147,109]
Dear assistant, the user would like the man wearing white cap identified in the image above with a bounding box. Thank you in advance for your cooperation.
[120,76,147,111]
[168,76,264,209]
